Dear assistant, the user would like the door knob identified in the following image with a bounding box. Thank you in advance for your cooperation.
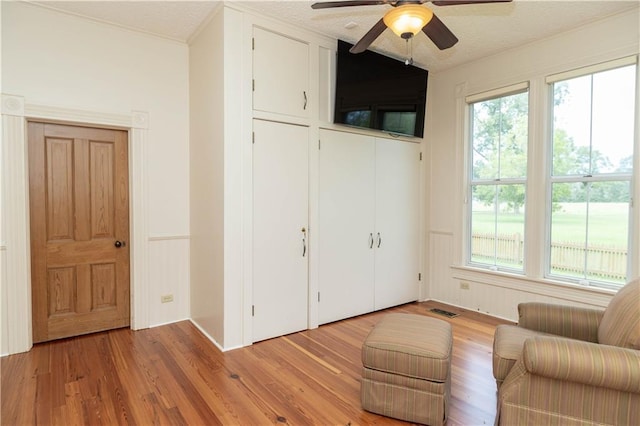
[114,240,125,248]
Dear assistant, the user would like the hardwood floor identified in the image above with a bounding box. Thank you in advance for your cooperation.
[2,301,512,425]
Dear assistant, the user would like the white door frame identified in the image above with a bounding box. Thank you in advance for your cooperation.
[1,93,150,355]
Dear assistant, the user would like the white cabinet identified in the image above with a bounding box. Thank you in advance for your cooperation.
[318,131,376,324]
[252,119,309,342]
[253,27,309,118]
[318,129,420,324]
[374,138,421,310]
[190,9,422,348]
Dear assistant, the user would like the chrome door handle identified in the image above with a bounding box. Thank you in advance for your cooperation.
[377,232,381,248]
[369,233,374,249]
[303,91,307,110]
[114,240,126,248]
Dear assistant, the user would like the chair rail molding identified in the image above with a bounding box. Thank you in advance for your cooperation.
[1,94,151,354]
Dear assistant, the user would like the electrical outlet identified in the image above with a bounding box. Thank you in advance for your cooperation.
[460,281,470,290]
[161,294,174,303]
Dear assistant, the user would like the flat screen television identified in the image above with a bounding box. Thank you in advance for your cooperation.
[334,40,428,138]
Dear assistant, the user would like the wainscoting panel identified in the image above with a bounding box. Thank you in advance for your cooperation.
[428,232,613,322]
[456,279,611,321]
[428,232,457,304]
[1,245,7,355]
[148,236,190,327]
[458,282,523,320]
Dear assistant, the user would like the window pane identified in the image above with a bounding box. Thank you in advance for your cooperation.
[471,185,497,264]
[498,95,528,179]
[552,65,636,176]
[550,182,629,284]
[586,181,629,283]
[471,92,528,180]
[472,99,500,180]
[471,184,525,270]
[592,66,636,174]
[550,183,588,278]
[552,77,592,176]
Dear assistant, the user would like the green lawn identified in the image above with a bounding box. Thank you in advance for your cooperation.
[471,202,629,247]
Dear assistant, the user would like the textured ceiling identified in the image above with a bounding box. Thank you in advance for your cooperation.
[29,1,222,40]
[30,1,640,72]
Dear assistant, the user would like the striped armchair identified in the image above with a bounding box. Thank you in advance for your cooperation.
[493,278,640,425]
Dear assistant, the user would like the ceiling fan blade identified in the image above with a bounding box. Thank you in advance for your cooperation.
[350,18,388,53]
[422,14,458,50]
[311,1,390,10]
[431,0,512,6]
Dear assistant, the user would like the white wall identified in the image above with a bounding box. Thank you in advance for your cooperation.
[424,8,640,320]
[189,7,226,347]
[1,2,191,352]
[189,5,246,350]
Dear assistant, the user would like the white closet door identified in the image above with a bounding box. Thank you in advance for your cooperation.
[253,27,309,118]
[374,138,420,310]
[253,119,309,342]
[318,130,375,324]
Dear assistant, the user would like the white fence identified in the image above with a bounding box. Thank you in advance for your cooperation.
[471,233,627,281]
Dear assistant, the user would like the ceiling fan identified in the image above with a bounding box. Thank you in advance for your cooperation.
[311,0,512,54]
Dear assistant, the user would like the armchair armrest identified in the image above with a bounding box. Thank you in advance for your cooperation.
[523,336,640,393]
[518,302,604,342]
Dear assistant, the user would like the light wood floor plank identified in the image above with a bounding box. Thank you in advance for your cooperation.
[2,301,511,425]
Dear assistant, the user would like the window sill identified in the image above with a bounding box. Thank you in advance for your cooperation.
[450,265,616,307]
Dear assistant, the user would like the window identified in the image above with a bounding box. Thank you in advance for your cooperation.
[548,62,636,288]
[464,57,637,290]
[468,86,529,271]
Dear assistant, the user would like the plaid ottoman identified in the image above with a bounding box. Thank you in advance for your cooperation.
[361,313,453,425]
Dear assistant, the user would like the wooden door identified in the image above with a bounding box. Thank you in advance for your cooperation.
[29,122,130,343]
[318,129,375,324]
[253,27,309,118]
[252,119,308,342]
[374,138,420,310]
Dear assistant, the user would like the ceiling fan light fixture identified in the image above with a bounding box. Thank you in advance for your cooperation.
[383,5,433,38]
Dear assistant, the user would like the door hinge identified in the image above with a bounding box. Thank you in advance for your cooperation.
[252,79,255,92]
[252,37,255,50]
[318,292,320,302]
[318,139,321,150]
[418,273,422,281]
[252,132,255,144]
[419,152,422,161]
[252,305,255,317]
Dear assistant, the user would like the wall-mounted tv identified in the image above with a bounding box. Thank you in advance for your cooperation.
[334,40,428,138]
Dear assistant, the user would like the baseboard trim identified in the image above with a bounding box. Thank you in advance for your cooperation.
[188,318,244,353]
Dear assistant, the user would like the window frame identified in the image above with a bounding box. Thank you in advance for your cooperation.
[465,83,530,274]
[544,59,637,289]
